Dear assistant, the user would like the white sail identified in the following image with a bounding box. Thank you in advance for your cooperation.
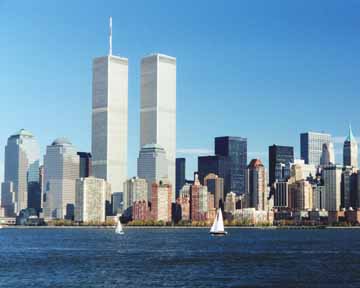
[210,209,225,234]
[115,220,124,234]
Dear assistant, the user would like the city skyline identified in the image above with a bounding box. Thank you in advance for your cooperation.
[1,1,360,181]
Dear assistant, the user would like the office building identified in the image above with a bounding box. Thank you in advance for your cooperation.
[198,155,230,193]
[320,142,335,166]
[323,165,343,211]
[1,129,40,215]
[245,159,267,210]
[291,159,316,181]
[343,125,358,168]
[224,192,237,214]
[190,175,208,221]
[268,145,294,185]
[77,152,92,178]
[140,53,176,201]
[75,177,111,223]
[176,158,186,198]
[92,17,128,197]
[274,181,289,208]
[288,180,313,211]
[215,136,247,195]
[300,132,332,166]
[341,167,357,209]
[151,180,172,222]
[137,144,168,200]
[43,138,79,220]
[204,173,224,209]
[123,177,148,211]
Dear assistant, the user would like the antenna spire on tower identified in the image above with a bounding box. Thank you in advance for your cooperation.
[109,16,112,56]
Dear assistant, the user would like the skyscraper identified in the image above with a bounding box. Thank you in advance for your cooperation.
[75,177,111,223]
[204,173,224,209]
[268,145,294,185]
[322,165,343,211]
[1,129,40,215]
[77,152,92,178]
[343,125,358,168]
[92,17,128,197]
[320,142,335,166]
[176,158,186,198]
[245,159,267,210]
[123,177,148,211]
[137,144,168,201]
[43,138,79,220]
[300,132,332,166]
[215,136,247,195]
[151,180,172,222]
[140,53,176,201]
[198,155,230,193]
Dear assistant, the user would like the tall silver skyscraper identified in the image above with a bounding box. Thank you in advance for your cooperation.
[92,17,128,196]
[343,125,358,169]
[43,138,79,220]
[1,129,40,216]
[140,54,176,200]
[300,131,332,166]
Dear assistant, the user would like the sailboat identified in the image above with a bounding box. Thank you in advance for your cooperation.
[210,208,227,236]
[115,220,124,235]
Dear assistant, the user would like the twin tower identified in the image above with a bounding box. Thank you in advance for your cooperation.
[91,18,176,201]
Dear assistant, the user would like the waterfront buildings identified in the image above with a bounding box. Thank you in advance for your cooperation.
[176,158,186,198]
[343,125,358,169]
[75,177,111,223]
[140,54,176,201]
[123,177,148,211]
[137,144,168,200]
[268,145,294,185]
[92,18,128,198]
[43,138,79,220]
[245,159,267,210]
[224,192,237,215]
[77,152,92,178]
[215,136,247,195]
[190,175,209,221]
[288,180,313,211]
[322,165,343,211]
[204,173,224,209]
[151,180,172,222]
[300,132,332,166]
[198,155,230,193]
[274,181,289,208]
[290,160,316,181]
[1,129,40,216]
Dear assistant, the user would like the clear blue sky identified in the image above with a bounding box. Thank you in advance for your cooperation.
[0,0,359,181]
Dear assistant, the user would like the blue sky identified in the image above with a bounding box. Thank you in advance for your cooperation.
[0,0,359,181]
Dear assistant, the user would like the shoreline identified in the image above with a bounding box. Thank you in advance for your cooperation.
[2,225,360,229]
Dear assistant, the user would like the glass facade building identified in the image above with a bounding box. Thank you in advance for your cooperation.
[215,136,247,195]
[198,155,231,194]
[268,145,294,186]
[301,132,331,166]
[175,158,186,198]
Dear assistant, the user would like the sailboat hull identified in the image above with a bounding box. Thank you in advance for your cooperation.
[210,231,228,236]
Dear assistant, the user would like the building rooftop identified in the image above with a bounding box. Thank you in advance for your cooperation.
[11,129,34,138]
[248,159,264,168]
[52,137,72,146]
[345,124,356,142]
[141,143,165,150]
